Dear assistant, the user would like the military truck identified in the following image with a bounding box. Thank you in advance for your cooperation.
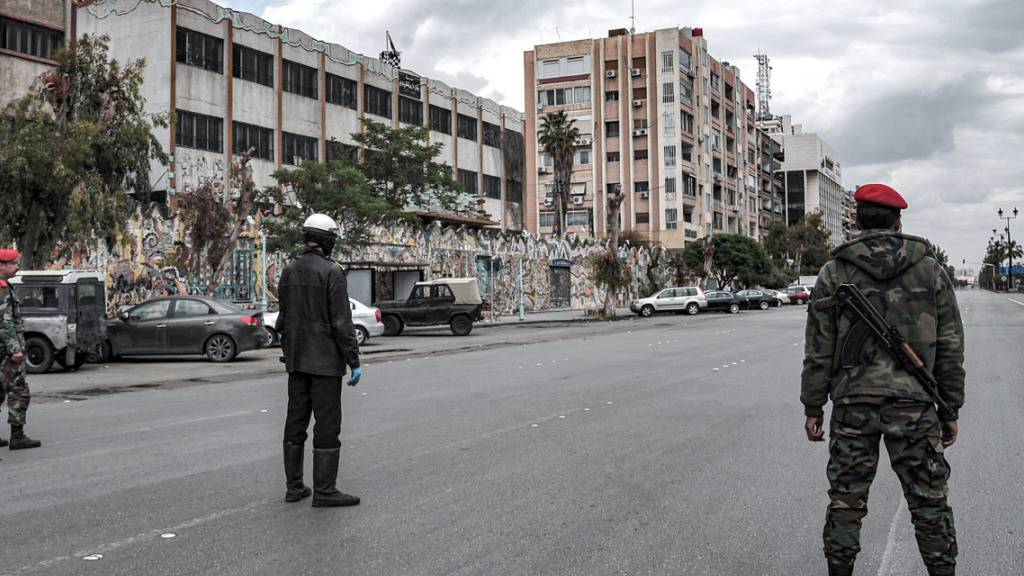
[9,270,108,373]
[375,278,484,336]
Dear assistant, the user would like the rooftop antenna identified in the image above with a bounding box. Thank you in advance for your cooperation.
[754,49,772,121]
[630,0,636,34]
[380,31,401,69]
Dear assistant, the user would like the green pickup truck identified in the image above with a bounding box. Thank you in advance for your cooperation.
[375,278,484,336]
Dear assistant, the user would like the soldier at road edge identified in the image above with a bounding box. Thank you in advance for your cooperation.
[0,249,42,450]
[276,214,363,507]
[801,184,965,576]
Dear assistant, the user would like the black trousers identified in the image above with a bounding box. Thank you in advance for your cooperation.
[284,372,343,449]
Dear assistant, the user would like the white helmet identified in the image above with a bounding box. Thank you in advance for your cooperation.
[302,213,339,237]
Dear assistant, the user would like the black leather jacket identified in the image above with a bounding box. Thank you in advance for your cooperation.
[276,247,360,376]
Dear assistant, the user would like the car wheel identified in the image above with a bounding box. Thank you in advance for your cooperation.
[796,298,805,305]
[729,303,740,314]
[759,300,770,311]
[56,352,88,371]
[262,327,278,348]
[382,315,403,336]
[450,315,473,336]
[640,305,655,318]
[355,326,369,346]
[205,334,237,363]
[686,303,700,316]
[24,336,55,374]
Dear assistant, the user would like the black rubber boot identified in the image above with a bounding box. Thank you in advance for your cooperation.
[827,562,854,576]
[311,448,360,508]
[283,442,311,503]
[927,567,955,576]
[9,426,40,450]
[0,437,7,448]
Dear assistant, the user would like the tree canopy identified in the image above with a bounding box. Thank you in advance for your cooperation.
[537,111,579,236]
[681,234,771,290]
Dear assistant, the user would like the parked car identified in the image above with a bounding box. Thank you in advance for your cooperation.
[785,285,814,305]
[630,286,707,317]
[704,291,749,314]
[9,270,108,374]
[102,296,264,363]
[376,278,484,336]
[263,298,383,347]
[734,289,777,311]
[759,288,788,307]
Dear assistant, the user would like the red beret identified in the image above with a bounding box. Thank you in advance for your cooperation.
[0,249,20,263]
[854,183,908,209]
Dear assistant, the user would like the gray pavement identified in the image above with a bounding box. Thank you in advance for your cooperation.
[1,290,1021,575]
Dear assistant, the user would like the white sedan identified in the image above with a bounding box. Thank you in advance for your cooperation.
[262,298,385,347]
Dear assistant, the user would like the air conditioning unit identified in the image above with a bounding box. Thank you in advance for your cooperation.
[632,99,644,108]
[632,128,648,137]
[538,165,551,174]
[572,195,585,206]
[543,196,553,206]
[630,68,641,77]
[537,102,544,109]
[606,70,617,78]
[639,191,649,199]
[577,137,592,146]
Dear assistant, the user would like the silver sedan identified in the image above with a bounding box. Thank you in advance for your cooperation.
[263,298,384,347]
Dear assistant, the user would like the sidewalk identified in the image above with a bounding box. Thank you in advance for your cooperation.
[483,307,633,326]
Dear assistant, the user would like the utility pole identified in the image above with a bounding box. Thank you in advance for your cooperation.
[998,207,1018,291]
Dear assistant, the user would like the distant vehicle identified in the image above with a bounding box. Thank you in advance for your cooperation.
[102,296,265,363]
[9,270,107,374]
[704,291,748,314]
[734,290,777,311]
[376,278,484,336]
[759,288,788,307]
[630,286,707,317]
[263,298,383,347]
[785,285,814,305]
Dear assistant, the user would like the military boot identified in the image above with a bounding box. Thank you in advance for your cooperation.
[9,426,41,450]
[311,448,360,508]
[0,437,7,448]
[827,562,854,576]
[283,442,312,503]
[927,567,955,576]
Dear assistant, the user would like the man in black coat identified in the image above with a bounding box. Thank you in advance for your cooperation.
[276,213,362,507]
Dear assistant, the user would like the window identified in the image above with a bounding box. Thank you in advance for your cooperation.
[326,73,357,109]
[576,148,591,165]
[176,110,223,152]
[429,105,452,134]
[233,121,274,161]
[634,149,648,161]
[567,210,590,227]
[636,212,650,224]
[458,169,478,195]
[681,111,695,134]
[713,212,723,229]
[507,178,523,203]
[679,48,692,71]
[364,85,392,118]
[664,145,677,167]
[634,181,649,192]
[665,208,678,229]
[282,132,318,165]
[399,96,423,126]
[176,27,223,73]
[606,121,619,138]
[233,43,273,86]
[483,174,501,199]
[566,56,585,75]
[683,205,694,222]
[607,152,620,163]
[538,152,553,167]
[663,112,675,137]
[283,60,317,99]
[632,87,647,100]
[665,177,677,194]
[327,141,359,163]
[538,86,591,106]
[684,176,697,196]
[661,50,673,71]
[0,16,63,60]
[710,72,720,93]
[483,122,502,148]
[635,118,648,130]
[540,59,560,78]
[573,85,592,104]
[539,212,555,227]
[605,91,619,102]
[13,286,58,308]
[175,299,213,317]
[681,143,694,163]
[457,114,477,141]
[662,82,675,104]
[679,77,694,104]
[129,300,171,322]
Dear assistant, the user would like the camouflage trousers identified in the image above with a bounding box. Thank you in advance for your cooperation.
[823,400,957,572]
[0,356,30,427]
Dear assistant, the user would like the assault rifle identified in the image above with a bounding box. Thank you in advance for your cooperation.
[814,283,954,420]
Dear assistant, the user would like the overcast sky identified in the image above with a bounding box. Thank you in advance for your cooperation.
[236,0,1023,274]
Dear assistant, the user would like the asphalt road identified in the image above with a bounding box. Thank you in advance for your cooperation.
[1,290,1020,576]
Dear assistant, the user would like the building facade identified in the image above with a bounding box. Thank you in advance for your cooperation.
[524,27,781,256]
[76,0,525,231]
[0,0,70,108]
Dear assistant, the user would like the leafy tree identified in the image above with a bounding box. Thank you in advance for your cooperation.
[346,120,461,211]
[930,244,957,284]
[681,234,771,290]
[537,111,579,236]
[0,34,167,268]
[590,251,632,318]
[759,213,831,276]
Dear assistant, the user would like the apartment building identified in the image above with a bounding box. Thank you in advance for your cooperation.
[0,0,70,108]
[524,27,778,255]
[759,114,846,247]
[75,0,525,230]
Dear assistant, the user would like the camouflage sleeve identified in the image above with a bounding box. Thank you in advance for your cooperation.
[0,290,24,356]
[801,262,837,418]
[933,264,965,421]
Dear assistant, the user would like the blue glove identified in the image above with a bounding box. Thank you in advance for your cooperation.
[347,367,362,387]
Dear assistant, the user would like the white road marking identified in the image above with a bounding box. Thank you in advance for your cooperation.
[583,408,590,411]
[160,533,176,539]
[876,499,907,576]
[259,409,268,413]
[558,415,566,419]
[1009,298,1024,307]
[530,424,539,428]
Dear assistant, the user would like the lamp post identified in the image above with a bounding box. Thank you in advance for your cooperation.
[998,207,1018,291]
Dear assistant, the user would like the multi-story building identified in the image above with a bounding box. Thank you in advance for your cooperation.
[756,128,786,236]
[0,0,70,108]
[842,188,857,243]
[75,0,525,231]
[759,114,846,247]
[524,27,773,256]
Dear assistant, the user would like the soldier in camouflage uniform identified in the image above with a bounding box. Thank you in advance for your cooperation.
[801,184,965,576]
[0,249,42,450]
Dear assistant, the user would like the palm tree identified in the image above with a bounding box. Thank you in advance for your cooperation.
[537,111,579,236]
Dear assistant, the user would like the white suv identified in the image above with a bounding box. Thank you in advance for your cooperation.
[630,287,708,317]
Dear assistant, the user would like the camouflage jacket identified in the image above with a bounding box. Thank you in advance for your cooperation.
[0,279,25,357]
[801,230,966,420]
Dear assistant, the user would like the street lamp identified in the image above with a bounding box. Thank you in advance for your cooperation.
[998,207,1018,291]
